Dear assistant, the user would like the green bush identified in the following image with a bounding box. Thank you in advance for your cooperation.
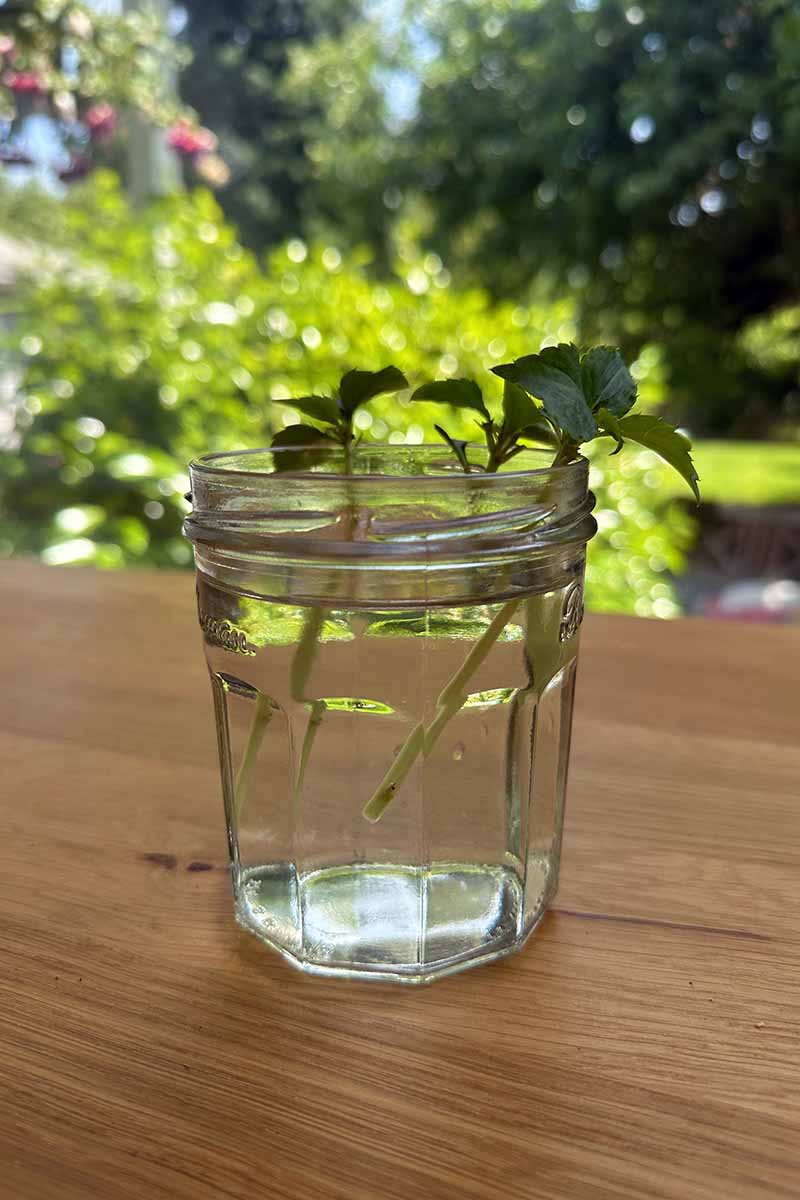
[0,172,692,612]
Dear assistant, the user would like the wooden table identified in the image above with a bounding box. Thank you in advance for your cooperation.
[2,560,798,1199]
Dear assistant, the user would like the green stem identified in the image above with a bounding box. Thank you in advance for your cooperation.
[290,606,326,702]
[361,722,426,823]
[550,438,579,469]
[233,692,273,823]
[362,597,520,823]
[293,699,326,800]
[362,433,571,823]
[290,424,356,799]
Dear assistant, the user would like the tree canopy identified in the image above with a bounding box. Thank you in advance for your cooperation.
[287,0,800,435]
[178,0,364,247]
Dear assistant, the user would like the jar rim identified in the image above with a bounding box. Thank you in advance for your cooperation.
[185,444,595,589]
[189,443,586,484]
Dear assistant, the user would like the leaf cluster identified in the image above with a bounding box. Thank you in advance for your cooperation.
[270,365,407,470]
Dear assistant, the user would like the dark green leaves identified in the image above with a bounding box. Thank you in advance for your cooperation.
[500,379,537,435]
[338,365,408,415]
[270,423,333,472]
[500,380,558,445]
[493,343,636,439]
[274,347,699,503]
[411,378,491,421]
[581,346,637,416]
[492,343,598,441]
[434,424,471,472]
[596,407,624,454]
[491,343,699,499]
[278,366,407,462]
[614,414,700,502]
[289,394,341,427]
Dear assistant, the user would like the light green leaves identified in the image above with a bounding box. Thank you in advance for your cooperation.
[338,365,408,415]
[580,346,637,416]
[411,378,491,421]
[492,343,599,441]
[612,413,700,502]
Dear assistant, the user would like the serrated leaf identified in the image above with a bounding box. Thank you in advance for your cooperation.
[501,380,558,445]
[617,414,700,502]
[289,394,341,427]
[338,365,408,415]
[492,344,597,441]
[581,346,637,416]
[270,424,334,472]
[434,424,471,472]
[538,342,584,385]
[411,377,490,420]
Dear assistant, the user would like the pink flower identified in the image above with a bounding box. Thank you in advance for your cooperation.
[86,102,117,141]
[4,71,44,95]
[167,119,217,158]
[0,36,15,57]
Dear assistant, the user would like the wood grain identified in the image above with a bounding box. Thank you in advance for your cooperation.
[1,558,798,1200]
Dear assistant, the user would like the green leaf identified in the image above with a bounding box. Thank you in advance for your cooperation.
[518,417,561,446]
[501,379,537,433]
[411,377,490,420]
[492,344,597,441]
[289,394,341,428]
[617,414,701,502]
[596,407,624,454]
[434,423,471,472]
[581,347,637,416]
[501,379,558,445]
[338,365,408,415]
[270,424,334,472]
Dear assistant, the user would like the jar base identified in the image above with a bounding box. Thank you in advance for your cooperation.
[236,860,551,984]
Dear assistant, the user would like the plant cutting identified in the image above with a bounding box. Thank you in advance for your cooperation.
[362,346,698,819]
[252,367,408,819]
[185,341,698,984]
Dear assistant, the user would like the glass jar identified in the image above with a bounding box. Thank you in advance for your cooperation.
[184,444,595,983]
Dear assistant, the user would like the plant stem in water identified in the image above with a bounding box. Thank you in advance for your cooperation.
[363,440,574,822]
[294,699,326,800]
[363,597,520,822]
[233,692,273,822]
[290,606,326,702]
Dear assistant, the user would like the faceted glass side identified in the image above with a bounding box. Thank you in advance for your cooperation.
[199,572,583,983]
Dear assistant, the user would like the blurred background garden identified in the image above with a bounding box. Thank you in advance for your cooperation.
[1,0,799,619]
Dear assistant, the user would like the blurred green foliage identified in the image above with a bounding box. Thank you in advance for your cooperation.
[284,0,800,437]
[0,172,692,613]
[178,0,361,246]
[655,440,800,506]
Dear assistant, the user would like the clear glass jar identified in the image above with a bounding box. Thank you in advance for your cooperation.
[185,444,595,983]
